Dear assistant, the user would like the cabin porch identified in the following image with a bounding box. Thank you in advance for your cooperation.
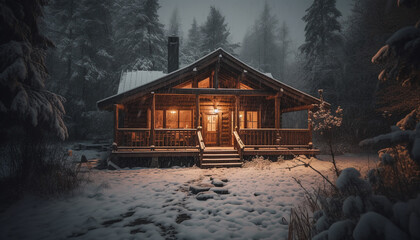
[111,127,320,168]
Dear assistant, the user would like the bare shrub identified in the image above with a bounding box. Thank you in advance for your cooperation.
[243,156,272,169]
[288,178,338,240]
[0,137,87,203]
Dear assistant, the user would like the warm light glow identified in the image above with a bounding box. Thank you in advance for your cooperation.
[239,114,243,118]
[214,108,219,113]
[170,110,176,114]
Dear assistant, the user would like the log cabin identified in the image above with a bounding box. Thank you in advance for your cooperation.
[97,37,324,168]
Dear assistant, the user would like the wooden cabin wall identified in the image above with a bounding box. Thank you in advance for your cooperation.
[156,95,196,128]
[221,112,231,145]
[121,94,282,131]
[123,97,151,128]
[240,96,277,128]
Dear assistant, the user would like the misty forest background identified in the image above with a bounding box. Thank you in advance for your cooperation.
[7,0,420,146]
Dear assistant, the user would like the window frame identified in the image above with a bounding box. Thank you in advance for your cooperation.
[153,109,193,129]
[239,110,259,129]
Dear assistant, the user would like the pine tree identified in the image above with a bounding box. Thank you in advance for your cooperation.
[183,18,202,63]
[300,0,343,103]
[0,0,67,140]
[240,2,280,74]
[72,0,116,110]
[114,0,166,71]
[141,0,166,70]
[201,6,239,54]
[278,22,291,82]
[300,0,342,64]
[44,0,80,97]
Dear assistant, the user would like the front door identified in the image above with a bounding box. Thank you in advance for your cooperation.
[203,114,219,146]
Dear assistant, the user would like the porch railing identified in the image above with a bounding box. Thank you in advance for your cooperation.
[116,128,198,149]
[116,128,150,147]
[154,129,197,147]
[239,128,312,148]
[233,130,245,160]
[197,126,205,166]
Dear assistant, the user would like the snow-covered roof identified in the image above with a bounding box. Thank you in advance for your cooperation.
[117,71,166,94]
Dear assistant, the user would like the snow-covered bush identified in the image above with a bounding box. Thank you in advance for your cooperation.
[308,168,420,240]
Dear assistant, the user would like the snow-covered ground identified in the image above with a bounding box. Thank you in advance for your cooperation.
[0,154,377,240]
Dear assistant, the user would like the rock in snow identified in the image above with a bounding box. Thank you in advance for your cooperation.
[196,191,218,201]
[211,179,225,187]
[189,185,211,194]
[210,187,229,194]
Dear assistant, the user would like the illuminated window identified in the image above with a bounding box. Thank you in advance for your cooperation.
[166,110,178,128]
[239,111,244,129]
[247,111,258,129]
[179,110,192,128]
[207,115,217,131]
[155,110,163,128]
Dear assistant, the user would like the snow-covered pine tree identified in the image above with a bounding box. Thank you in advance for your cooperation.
[71,0,116,111]
[200,6,239,55]
[183,18,202,64]
[0,0,67,140]
[300,0,343,103]
[367,0,420,165]
[277,22,291,82]
[44,0,78,97]
[141,0,166,71]
[113,0,166,71]
[240,2,280,75]
[301,0,341,63]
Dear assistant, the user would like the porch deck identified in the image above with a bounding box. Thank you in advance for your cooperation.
[112,146,320,156]
[110,128,319,168]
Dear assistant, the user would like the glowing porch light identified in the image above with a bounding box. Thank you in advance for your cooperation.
[170,110,176,114]
[214,108,219,113]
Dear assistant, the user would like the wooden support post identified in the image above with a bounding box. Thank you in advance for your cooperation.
[195,94,200,127]
[235,95,240,130]
[151,92,155,149]
[308,110,313,145]
[275,90,283,129]
[113,104,119,144]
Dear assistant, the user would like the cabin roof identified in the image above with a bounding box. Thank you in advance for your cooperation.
[118,71,166,94]
[98,48,324,110]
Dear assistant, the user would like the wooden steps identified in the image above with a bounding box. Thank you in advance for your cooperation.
[201,150,242,168]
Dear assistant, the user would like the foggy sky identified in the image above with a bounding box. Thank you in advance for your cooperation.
[158,0,353,52]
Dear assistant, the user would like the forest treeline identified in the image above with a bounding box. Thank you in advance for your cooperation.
[41,0,420,143]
